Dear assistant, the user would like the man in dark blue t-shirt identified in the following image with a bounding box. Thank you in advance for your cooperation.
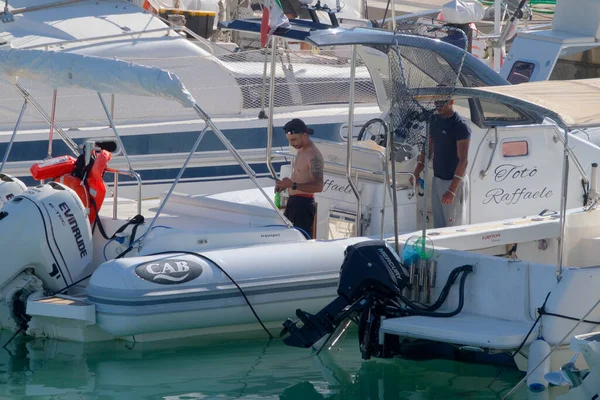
[411,99,471,228]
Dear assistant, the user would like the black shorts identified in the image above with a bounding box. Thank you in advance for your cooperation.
[284,195,316,238]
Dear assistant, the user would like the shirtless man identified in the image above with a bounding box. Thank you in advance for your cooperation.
[275,118,324,238]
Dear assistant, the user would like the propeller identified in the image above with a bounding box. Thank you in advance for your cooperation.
[543,371,572,387]
[561,353,586,387]
[544,353,587,388]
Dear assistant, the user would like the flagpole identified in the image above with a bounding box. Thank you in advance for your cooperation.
[266,36,278,179]
[260,0,290,178]
[258,0,271,119]
[493,0,501,72]
[259,46,269,119]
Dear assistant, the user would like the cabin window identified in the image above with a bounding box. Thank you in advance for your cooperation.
[480,99,527,123]
[501,140,529,157]
[453,98,471,118]
[507,61,536,84]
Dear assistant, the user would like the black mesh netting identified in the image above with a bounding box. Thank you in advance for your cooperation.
[387,22,468,152]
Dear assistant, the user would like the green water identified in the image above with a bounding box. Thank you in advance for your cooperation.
[0,330,526,399]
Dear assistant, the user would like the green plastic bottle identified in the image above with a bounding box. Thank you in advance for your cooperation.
[274,191,281,208]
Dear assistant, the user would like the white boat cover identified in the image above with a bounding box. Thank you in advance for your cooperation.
[0,48,196,108]
[441,0,484,24]
[455,79,600,129]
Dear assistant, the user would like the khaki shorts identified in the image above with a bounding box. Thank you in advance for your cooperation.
[431,176,469,228]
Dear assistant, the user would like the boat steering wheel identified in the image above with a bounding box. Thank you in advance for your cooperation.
[357,118,418,163]
[357,118,389,146]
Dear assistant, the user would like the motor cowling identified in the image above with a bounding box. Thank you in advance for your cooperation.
[0,182,93,294]
[281,240,408,356]
[0,173,27,208]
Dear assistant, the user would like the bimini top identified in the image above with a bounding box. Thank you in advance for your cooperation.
[0,48,196,108]
[454,79,600,129]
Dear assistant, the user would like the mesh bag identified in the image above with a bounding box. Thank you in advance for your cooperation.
[387,22,468,151]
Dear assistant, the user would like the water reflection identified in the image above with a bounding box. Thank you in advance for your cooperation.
[0,330,523,399]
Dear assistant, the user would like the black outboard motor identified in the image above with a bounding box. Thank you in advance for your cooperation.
[281,240,474,360]
[281,240,408,359]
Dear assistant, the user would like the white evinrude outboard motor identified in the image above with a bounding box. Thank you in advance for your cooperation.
[0,182,93,295]
[0,173,27,208]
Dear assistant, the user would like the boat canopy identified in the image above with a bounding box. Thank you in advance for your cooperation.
[454,79,600,129]
[0,48,196,108]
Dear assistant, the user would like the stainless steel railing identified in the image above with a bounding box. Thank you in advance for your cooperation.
[107,168,143,219]
[23,26,216,56]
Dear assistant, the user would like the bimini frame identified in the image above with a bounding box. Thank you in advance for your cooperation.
[0,48,290,236]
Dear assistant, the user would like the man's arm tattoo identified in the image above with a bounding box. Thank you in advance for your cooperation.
[311,155,324,182]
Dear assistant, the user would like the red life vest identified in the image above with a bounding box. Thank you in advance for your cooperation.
[30,150,112,224]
